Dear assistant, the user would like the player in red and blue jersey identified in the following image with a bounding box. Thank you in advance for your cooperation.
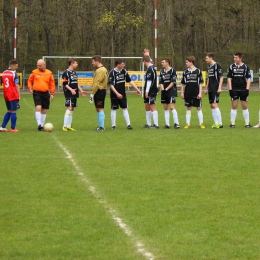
[0,60,20,132]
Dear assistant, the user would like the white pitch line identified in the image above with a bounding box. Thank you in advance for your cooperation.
[52,136,155,260]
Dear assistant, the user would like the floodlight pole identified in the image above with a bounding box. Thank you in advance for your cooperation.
[14,0,18,60]
[154,0,158,67]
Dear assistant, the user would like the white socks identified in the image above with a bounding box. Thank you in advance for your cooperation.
[35,111,46,126]
[111,110,116,127]
[197,110,203,125]
[230,109,237,124]
[123,109,130,126]
[164,110,170,126]
[146,111,152,126]
[242,109,249,125]
[172,109,179,125]
[186,110,191,125]
[64,109,73,127]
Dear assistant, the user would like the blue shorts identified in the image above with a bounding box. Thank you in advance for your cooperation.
[5,100,19,111]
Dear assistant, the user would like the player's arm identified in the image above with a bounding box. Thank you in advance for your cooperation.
[204,79,209,95]
[129,81,141,95]
[181,84,185,99]
[227,67,233,90]
[49,74,55,100]
[165,82,174,91]
[78,86,86,97]
[246,68,251,90]
[145,80,152,98]
[27,73,34,93]
[218,76,223,93]
[92,70,104,95]
[198,83,202,99]
[110,84,123,99]
[14,72,20,98]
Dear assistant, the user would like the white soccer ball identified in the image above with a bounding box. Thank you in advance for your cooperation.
[44,122,54,132]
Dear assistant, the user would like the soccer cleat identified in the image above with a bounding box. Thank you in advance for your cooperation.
[127,125,133,130]
[174,123,180,129]
[62,126,68,132]
[0,127,8,132]
[199,124,205,129]
[163,125,170,129]
[96,127,105,131]
[211,124,218,129]
[245,124,252,128]
[253,123,260,128]
[67,127,76,131]
[10,129,20,132]
[142,124,151,128]
[151,124,159,129]
[184,124,190,129]
[112,126,116,130]
[217,124,223,128]
[229,124,235,128]
[38,125,44,131]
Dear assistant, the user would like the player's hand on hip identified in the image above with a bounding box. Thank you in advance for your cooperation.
[89,93,94,103]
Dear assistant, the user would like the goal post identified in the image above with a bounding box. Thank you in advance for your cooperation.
[42,56,145,93]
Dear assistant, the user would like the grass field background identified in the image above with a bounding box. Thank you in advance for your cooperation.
[1,90,260,260]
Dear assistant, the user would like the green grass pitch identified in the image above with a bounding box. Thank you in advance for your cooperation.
[0,91,260,259]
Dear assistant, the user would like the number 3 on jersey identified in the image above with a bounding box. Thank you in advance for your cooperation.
[4,78,10,88]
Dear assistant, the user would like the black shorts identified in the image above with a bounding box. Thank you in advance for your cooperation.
[65,98,78,107]
[208,92,220,104]
[33,90,50,109]
[230,89,249,102]
[161,91,176,104]
[184,98,202,107]
[94,89,106,108]
[144,94,157,104]
[111,98,128,109]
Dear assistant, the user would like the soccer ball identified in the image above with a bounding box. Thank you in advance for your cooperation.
[44,122,54,132]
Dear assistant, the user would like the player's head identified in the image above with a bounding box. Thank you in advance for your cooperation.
[161,58,170,68]
[68,58,78,69]
[115,59,125,69]
[9,59,18,70]
[37,59,46,71]
[143,55,151,67]
[205,53,214,64]
[234,52,243,65]
[92,55,102,67]
[185,56,195,68]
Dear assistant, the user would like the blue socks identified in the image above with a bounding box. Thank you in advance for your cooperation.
[1,112,11,128]
[98,111,105,128]
[11,113,17,129]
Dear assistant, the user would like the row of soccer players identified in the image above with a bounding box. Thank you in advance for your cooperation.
[0,51,258,132]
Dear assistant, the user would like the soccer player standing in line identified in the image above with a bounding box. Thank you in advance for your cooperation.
[62,58,86,131]
[143,55,159,128]
[90,55,108,131]
[0,60,20,132]
[227,52,252,128]
[204,53,223,128]
[159,58,180,129]
[28,59,55,131]
[181,56,205,129]
[109,58,141,130]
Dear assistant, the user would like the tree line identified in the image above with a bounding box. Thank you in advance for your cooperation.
[0,0,259,74]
